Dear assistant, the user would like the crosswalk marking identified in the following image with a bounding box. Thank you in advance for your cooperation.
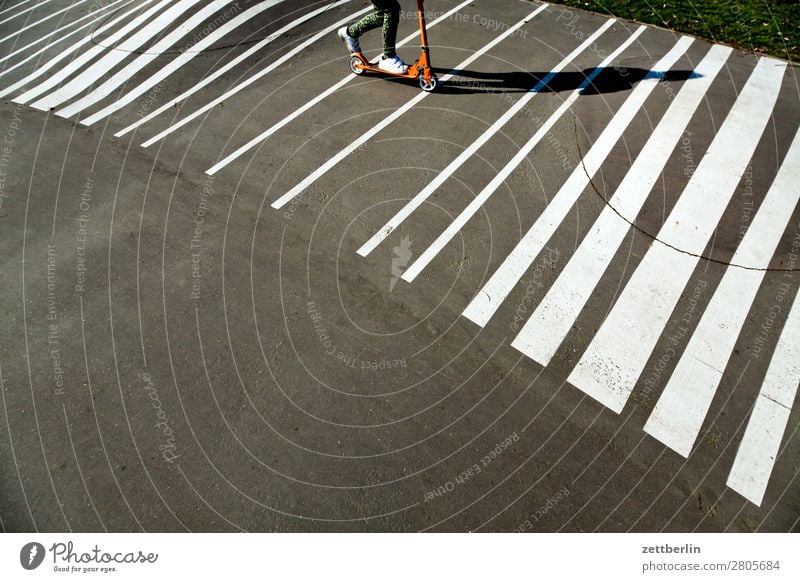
[400,26,651,282]
[0,0,51,18]
[356,14,614,258]
[70,0,290,123]
[568,57,787,414]
[509,44,730,363]
[727,291,800,506]
[644,127,800,457]
[113,0,355,137]
[0,0,132,72]
[0,0,61,24]
[0,0,94,43]
[463,38,710,328]
[202,0,477,174]
[143,0,472,151]
[27,0,210,111]
[6,0,163,103]
[269,4,552,208]
[141,4,375,149]
[0,0,152,88]
[2,0,796,507]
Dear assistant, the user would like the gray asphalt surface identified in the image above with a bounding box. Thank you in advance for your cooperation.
[0,0,798,532]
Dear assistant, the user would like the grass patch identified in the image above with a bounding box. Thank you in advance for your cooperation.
[545,0,799,62]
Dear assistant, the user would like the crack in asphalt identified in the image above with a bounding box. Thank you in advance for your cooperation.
[571,113,798,273]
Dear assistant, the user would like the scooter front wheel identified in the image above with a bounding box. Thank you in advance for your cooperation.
[349,55,365,75]
[419,74,438,92]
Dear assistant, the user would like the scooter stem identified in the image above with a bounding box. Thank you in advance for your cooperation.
[417,0,429,53]
[416,0,432,79]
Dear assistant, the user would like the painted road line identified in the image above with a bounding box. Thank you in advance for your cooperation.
[644,128,800,458]
[0,0,47,18]
[0,0,132,70]
[568,57,787,414]
[727,291,800,506]
[464,39,717,329]
[199,0,485,170]
[7,0,165,103]
[26,0,207,111]
[0,0,97,46]
[0,0,135,77]
[0,0,54,22]
[141,3,376,149]
[268,4,552,207]
[400,26,650,282]
[509,44,729,362]
[0,0,153,90]
[38,0,223,114]
[71,0,290,123]
[357,15,614,258]
[114,0,355,138]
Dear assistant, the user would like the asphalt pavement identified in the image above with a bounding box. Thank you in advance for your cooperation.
[0,0,798,532]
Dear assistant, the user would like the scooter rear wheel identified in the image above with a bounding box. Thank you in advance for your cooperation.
[349,55,365,75]
[419,74,438,92]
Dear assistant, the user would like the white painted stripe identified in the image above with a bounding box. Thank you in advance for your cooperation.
[71,0,290,123]
[199,0,476,168]
[26,0,206,110]
[0,0,131,69]
[727,291,800,506]
[0,3,155,96]
[568,57,787,414]
[141,4,376,149]
[465,42,724,330]
[357,15,615,258]
[644,128,800,457]
[7,0,166,104]
[0,0,93,43]
[0,0,46,18]
[113,1,353,137]
[728,397,795,507]
[269,5,552,207]
[40,0,223,114]
[0,0,60,26]
[509,44,729,362]
[401,26,650,282]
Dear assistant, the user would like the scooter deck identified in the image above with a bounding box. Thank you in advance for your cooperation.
[352,55,418,79]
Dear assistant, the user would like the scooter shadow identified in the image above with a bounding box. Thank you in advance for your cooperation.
[431,67,700,95]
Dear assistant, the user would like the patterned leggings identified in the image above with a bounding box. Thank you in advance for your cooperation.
[346,0,401,58]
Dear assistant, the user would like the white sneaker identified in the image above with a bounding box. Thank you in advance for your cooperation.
[379,55,408,74]
[337,27,360,53]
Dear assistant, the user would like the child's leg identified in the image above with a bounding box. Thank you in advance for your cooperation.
[346,5,386,40]
[374,0,401,58]
[347,1,401,58]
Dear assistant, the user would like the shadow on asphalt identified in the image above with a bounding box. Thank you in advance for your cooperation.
[432,67,700,95]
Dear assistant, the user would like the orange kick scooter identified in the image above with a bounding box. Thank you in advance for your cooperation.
[347,0,438,92]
